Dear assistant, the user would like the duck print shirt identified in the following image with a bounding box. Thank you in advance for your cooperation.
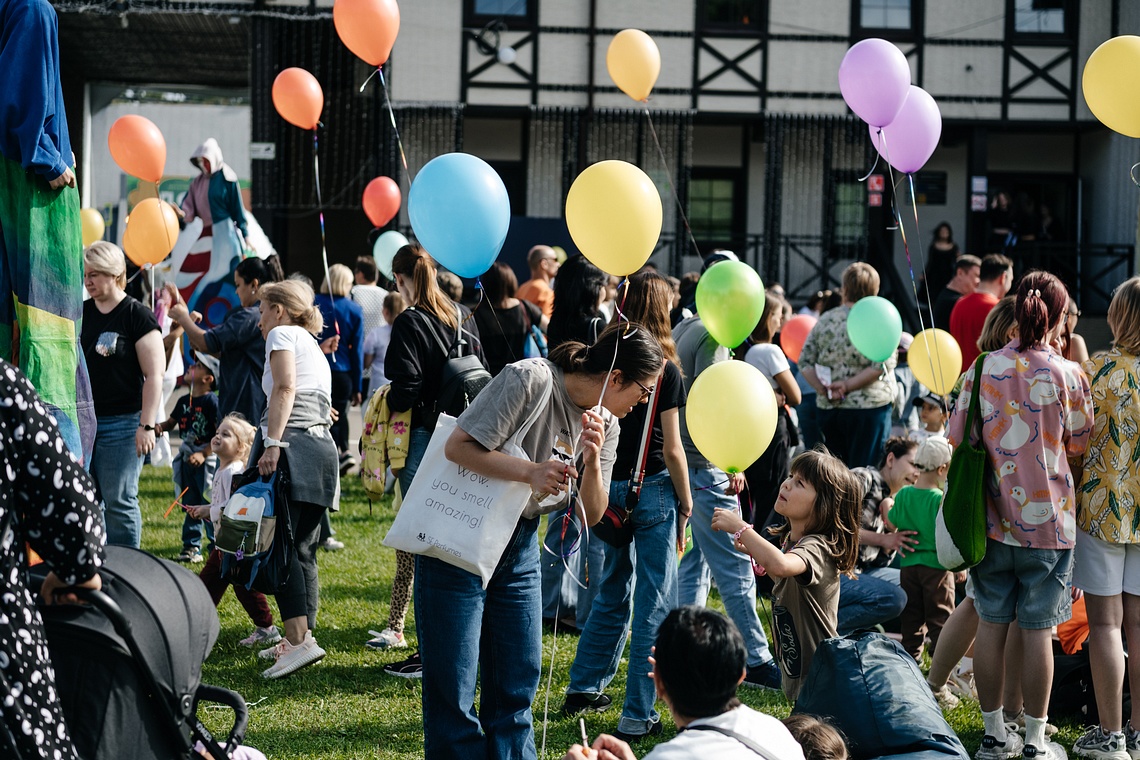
[1077,349,1140,543]
[948,340,1092,549]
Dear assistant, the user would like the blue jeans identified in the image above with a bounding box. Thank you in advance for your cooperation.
[90,412,144,548]
[817,403,892,468]
[678,465,773,667]
[837,566,907,635]
[173,449,217,550]
[797,393,822,451]
[541,508,606,629]
[398,427,433,496]
[568,471,679,734]
[416,518,541,760]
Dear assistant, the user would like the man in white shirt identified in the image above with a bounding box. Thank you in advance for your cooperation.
[562,607,806,760]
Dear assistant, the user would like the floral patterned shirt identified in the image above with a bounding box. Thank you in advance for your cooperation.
[947,341,1093,549]
[798,304,897,411]
[1077,348,1140,543]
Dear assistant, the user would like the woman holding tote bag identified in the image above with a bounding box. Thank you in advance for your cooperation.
[414,322,664,760]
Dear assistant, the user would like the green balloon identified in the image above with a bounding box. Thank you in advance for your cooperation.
[846,296,902,363]
[695,261,765,348]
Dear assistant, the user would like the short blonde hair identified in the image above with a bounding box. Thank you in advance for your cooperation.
[977,295,1018,352]
[218,413,257,461]
[320,263,353,297]
[842,262,879,302]
[1109,277,1140,355]
[84,241,127,289]
[259,280,324,336]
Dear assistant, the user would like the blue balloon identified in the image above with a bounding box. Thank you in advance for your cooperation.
[372,230,408,280]
[408,153,511,278]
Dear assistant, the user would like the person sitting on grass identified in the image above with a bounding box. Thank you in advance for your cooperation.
[561,606,806,760]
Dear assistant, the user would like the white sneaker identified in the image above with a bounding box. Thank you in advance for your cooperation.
[948,669,977,700]
[258,641,282,660]
[239,626,282,648]
[930,683,960,710]
[1125,722,1140,760]
[1074,728,1130,760]
[1023,741,1068,760]
[976,732,1024,760]
[365,628,407,650]
[261,632,326,679]
[1004,710,1060,738]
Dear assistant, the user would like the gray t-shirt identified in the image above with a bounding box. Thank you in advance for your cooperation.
[673,316,729,469]
[456,358,619,519]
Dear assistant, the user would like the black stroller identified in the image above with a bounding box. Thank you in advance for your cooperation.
[32,545,249,759]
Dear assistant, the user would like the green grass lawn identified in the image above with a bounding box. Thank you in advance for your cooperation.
[136,466,1080,759]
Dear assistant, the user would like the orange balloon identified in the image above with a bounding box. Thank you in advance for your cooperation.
[272,68,324,130]
[124,198,179,266]
[334,0,400,67]
[778,314,817,364]
[108,115,166,183]
[363,177,401,227]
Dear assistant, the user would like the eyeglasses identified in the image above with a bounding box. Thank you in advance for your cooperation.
[632,378,655,401]
[1068,309,1081,317]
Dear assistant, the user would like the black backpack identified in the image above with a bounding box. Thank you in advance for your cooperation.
[425,308,491,418]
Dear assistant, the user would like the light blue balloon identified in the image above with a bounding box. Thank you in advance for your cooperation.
[408,153,511,279]
[372,230,408,280]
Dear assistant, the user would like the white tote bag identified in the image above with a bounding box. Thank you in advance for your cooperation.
[382,367,554,588]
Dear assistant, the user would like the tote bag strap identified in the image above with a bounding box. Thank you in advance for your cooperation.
[965,351,989,443]
[505,361,556,450]
[631,374,662,496]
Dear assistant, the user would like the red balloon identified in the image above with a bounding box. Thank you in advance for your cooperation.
[334,0,400,67]
[778,314,817,364]
[363,177,401,227]
[108,115,166,183]
[272,68,324,130]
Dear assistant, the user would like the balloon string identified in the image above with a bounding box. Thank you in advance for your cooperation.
[644,108,702,259]
[358,67,380,93]
[858,135,882,183]
[1131,162,1140,189]
[907,172,947,390]
[377,68,413,189]
[312,130,339,336]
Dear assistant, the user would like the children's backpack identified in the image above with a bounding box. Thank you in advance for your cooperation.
[424,308,491,419]
[217,457,294,594]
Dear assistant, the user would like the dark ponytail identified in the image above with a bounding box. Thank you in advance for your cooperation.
[1015,270,1068,352]
[549,321,663,381]
[235,254,284,288]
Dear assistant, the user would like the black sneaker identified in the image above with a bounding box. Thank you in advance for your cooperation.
[613,721,663,744]
[561,692,612,716]
[382,650,422,679]
[741,660,781,691]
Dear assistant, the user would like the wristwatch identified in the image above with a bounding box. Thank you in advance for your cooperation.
[263,437,290,449]
[140,424,157,432]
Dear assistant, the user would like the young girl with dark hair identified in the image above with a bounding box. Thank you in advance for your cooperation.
[948,270,1092,760]
[412,322,663,759]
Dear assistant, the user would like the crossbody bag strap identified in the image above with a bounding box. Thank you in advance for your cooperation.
[631,373,663,496]
[506,362,556,450]
[684,724,781,760]
[965,351,989,444]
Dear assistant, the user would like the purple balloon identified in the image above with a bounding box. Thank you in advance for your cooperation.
[838,39,911,128]
[869,85,942,174]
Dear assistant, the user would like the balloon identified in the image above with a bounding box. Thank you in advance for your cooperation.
[838,38,911,128]
[868,86,941,174]
[565,160,662,277]
[334,0,400,67]
[1082,36,1140,138]
[908,329,962,396]
[108,115,166,183]
[606,29,661,102]
[408,153,510,279]
[694,261,765,349]
[373,230,409,280]
[363,177,401,227]
[846,296,902,363]
[686,361,778,473]
[779,314,817,364]
[124,198,179,266]
[272,68,324,130]
[80,208,105,247]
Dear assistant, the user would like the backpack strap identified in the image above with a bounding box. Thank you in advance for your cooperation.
[684,724,781,760]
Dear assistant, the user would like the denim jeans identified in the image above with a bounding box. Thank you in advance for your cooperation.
[398,427,434,495]
[173,450,217,550]
[817,403,892,468]
[678,465,773,667]
[837,566,908,635]
[567,470,678,735]
[541,508,606,628]
[416,518,541,760]
[90,412,144,548]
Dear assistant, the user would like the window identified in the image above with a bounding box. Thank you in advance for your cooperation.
[1012,0,1067,35]
[473,0,526,15]
[860,0,911,30]
[465,0,534,29]
[698,0,765,32]
[690,178,736,241]
[832,181,866,247]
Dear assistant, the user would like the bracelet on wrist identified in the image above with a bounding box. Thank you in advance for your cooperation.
[732,526,751,544]
[263,437,290,449]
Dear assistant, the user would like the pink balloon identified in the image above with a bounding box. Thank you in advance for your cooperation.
[868,85,942,174]
[838,39,911,128]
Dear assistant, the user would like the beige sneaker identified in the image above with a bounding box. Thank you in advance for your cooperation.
[261,632,326,679]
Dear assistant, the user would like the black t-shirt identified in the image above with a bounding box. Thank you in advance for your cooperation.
[931,287,963,332]
[473,301,545,378]
[82,296,160,417]
[171,392,219,449]
[612,360,686,480]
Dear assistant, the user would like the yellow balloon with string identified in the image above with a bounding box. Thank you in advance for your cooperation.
[1083,36,1140,138]
[606,29,660,102]
[908,328,962,396]
[686,361,777,474]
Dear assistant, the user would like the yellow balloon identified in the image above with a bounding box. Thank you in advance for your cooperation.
[124,198,179,266]
[606,29,661,102]
[80,208,105,247]
[1083,36,1140,138]
[566,160,662,277]
[686,361,777,474]
[908,328,962,396]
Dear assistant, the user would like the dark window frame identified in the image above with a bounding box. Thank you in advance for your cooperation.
[1007,0,1075,42]
[696,0,768,36]
[850,0,920,42]
[689,167,747,252]
[824,169,869,260]
[464,0,537,31]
